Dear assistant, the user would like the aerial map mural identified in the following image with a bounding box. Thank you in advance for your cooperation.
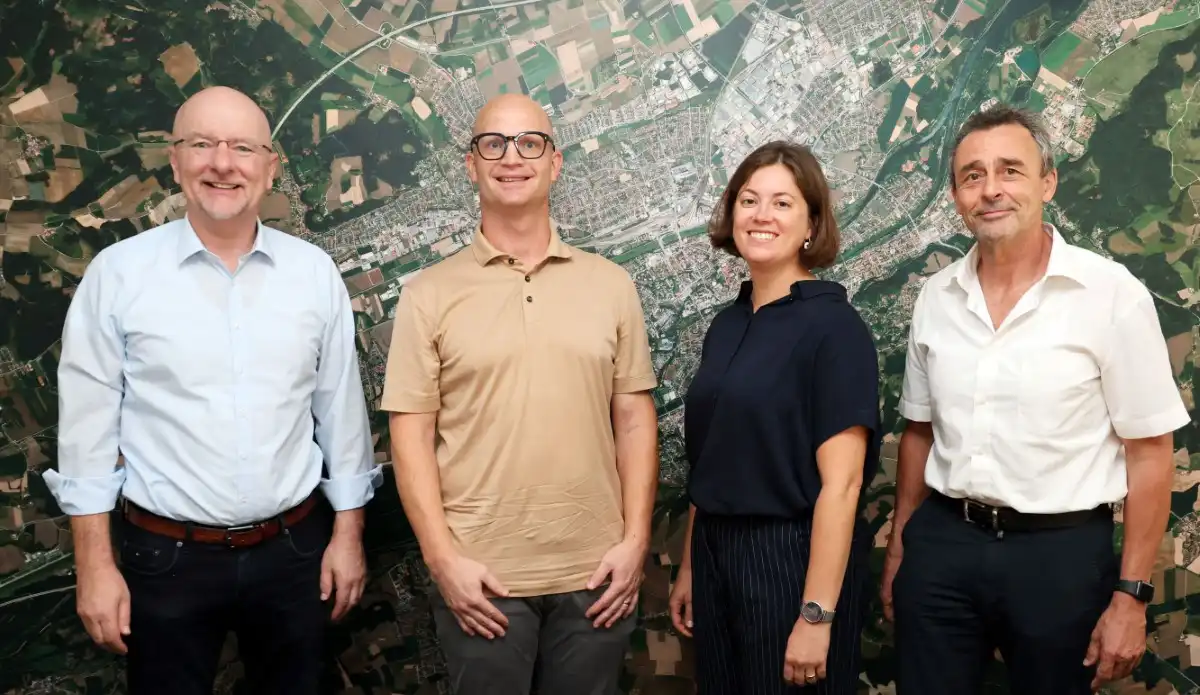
[0,0,1198,692]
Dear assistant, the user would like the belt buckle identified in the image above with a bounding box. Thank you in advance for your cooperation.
[224,522,259,546]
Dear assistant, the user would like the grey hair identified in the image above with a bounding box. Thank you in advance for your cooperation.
[948,103,1055,189]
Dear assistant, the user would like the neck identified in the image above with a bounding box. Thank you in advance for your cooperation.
[747,260,814,311]
[479,203,553,264]
[975,223,1050,289]
[189,211,258,262]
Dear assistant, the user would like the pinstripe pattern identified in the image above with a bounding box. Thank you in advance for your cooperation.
[692,511,868,695]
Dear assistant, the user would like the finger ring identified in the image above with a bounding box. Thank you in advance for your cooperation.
[622,598,631,605]
[806,674,817,681]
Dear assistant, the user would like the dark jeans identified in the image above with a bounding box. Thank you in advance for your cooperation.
[430,585,635,695]
[118,498,333,695]
[690,511,871,695]
[893,493,1119,695]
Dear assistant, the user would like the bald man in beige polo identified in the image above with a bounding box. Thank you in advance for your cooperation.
[381,94,660,694]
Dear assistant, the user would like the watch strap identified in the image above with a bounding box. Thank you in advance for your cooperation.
[1115,579,1154,603]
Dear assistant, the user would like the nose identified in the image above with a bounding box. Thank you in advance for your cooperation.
[981,172,1003,199]
[751,201,772,222]
[208,143,235,172]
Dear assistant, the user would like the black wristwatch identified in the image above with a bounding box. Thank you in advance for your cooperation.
[800,600,835,624]
[1115,579,1154,603]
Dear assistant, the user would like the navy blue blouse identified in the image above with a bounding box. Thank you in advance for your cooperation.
[684,279,881,518]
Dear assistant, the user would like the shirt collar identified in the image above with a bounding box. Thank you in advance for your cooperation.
[735,279,847,305]
[946,222,1088,292]
[175,214,275,266]
[469,219,574,266]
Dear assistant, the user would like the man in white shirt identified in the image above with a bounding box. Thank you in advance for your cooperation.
[879,104,1190,694]
[43,86,382,695]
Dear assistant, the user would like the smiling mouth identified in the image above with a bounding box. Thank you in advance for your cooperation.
[977,209,1011,218]
[204,181,242,191]
[495,175,531,183]
[748,230,778,241]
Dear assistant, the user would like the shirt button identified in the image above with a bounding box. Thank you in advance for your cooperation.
[507,258,515,265]
[526,296,533,303]
[524,275,531,282]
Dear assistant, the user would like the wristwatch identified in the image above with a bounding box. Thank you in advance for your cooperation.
[800,600,835,624]
[1115,579,1154,603]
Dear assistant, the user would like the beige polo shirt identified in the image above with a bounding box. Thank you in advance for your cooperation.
[381,225,657,597]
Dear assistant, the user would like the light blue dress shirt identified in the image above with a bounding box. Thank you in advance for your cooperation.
[42,216,382,526]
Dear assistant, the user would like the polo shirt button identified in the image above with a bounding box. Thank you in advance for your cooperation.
[507,258,515,265]
[526,296,533,303]
[524,275,530,282]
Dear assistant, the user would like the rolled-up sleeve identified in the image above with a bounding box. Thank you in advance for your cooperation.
[1099,288,1190,440]
[312,258,382,511]
[42,251,128,515]
[898,286,933,423]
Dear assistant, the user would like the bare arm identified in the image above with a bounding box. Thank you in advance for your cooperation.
[389,411,455,565]
[804,427,868,610]
[72,514,116,573]
[890,420,934,542]
[1116,432,1174,591]
[612,391,659,547]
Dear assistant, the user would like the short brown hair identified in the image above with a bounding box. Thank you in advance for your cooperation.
[708,141,840,269]
[950,103,1054,190]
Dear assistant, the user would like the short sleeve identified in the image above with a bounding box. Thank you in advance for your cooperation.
[812,307,880,447]
[898,286,932,422]
[614,271,657,394]
[380,284,441,413]
[1099,290,1190,439]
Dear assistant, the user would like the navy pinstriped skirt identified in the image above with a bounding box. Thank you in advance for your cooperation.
[691,511,871,694]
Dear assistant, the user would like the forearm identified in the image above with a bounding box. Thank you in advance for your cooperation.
[71,513,116,572]
[1119,434,1174,582]
[891,421,934,538]
[803,485,861,609]
[679,504,696,570]
[613,394,658,546]
[332,507,365,540]
[389,413,456,565]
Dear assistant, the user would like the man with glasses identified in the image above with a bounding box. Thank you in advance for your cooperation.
[382,93,660,695]
[44,85,381,695]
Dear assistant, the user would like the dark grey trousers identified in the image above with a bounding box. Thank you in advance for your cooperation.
[430,585,635,695]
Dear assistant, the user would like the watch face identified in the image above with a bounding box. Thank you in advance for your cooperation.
[801,601,822,622]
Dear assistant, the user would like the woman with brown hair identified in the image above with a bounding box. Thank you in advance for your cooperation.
[668,141,880,693]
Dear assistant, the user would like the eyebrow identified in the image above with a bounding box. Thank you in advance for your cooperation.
[739,188,795,197]
[957,157,1027,175]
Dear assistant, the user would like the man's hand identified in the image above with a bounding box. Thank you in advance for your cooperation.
[76,563,131,654]
[880,538,903,622]
[783,620,831,686]
[668,565,693,637]
[1083,593,1147,690]
[429,553,510,639]
[320,531,367,622]
[585,537,646,628]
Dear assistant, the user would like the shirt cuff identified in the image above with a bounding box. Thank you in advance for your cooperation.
[898,399,932,422]
[1112,405,1193,440]
[379,392,440,413]
[40,468,126,516]
[319,464,384,511]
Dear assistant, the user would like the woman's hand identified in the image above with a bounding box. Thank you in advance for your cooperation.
[668,565,693,637]
[783,619,831,686]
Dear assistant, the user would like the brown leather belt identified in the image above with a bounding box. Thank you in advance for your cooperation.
[121,493,319,548]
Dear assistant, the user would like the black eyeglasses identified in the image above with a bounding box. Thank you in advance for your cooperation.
[470,131,555,160]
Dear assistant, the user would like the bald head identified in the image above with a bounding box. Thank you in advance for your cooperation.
[173,86,271,142]
[473,93,553,137]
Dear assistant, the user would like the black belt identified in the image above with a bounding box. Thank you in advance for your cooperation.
[929,490,1111,533]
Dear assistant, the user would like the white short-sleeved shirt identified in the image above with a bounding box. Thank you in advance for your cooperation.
[900,224,1191,513]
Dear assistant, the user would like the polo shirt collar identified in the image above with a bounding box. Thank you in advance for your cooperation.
[175,214,275,266]
[946,222,1088,292]
[469,219,573,266]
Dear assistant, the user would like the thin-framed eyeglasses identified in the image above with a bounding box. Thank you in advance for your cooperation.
[171,136,274,158]
[470,131,555,160]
